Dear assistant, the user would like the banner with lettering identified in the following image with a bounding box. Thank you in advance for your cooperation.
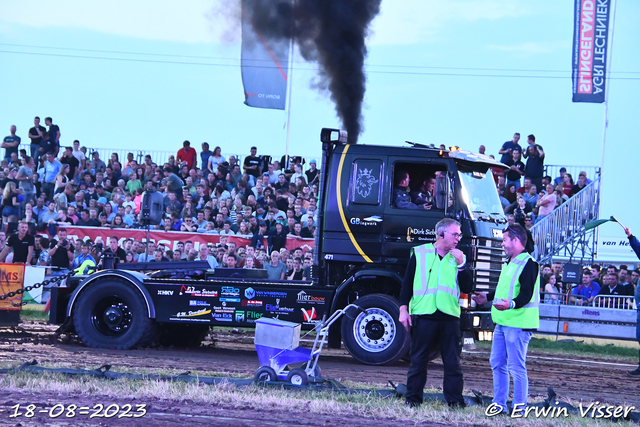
[60,226,314,254]
[571,0,611,103]
[0,264,26,311]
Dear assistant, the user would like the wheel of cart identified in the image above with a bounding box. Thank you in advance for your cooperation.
[253,304,364,386]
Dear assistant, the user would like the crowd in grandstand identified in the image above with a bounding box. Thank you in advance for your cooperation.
[0,117,319,280]
[0,122,636,307]
[489,132,593,230]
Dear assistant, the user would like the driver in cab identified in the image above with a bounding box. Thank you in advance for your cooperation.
[394,171,431,210]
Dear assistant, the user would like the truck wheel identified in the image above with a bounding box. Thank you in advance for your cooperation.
[286,368,308,386]
[341,294,410,365]
[73,279,156,349]
[254,366,277,382]
[158,324,210,348]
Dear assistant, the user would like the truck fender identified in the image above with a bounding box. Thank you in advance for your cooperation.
[66,270,156,319]
[330,269,404,315]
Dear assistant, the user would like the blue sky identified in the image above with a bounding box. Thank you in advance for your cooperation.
[0,0,638,254]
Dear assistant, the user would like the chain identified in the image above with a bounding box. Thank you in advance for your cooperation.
[0,269,77,307]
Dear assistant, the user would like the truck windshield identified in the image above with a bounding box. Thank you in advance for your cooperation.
[458,169,505,219]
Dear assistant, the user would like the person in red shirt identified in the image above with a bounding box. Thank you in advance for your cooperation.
[176,140,197,170]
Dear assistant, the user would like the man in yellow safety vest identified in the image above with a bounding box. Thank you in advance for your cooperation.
[473,224,539,415]
[399,218,472,408]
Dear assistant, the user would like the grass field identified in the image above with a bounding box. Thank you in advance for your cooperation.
[0,365,634,427]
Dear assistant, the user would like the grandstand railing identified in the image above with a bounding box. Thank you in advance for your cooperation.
[530,171,601,265]
[544,164,600,184]
[19,144,318,172]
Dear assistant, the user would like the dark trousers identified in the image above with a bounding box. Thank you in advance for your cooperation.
[406,317,464,405]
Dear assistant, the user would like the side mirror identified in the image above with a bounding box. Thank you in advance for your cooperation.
[435,176,449,211]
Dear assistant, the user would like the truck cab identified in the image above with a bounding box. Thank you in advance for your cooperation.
[316,129,507,359]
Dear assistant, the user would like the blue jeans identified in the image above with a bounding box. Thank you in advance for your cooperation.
[490,324,532,412]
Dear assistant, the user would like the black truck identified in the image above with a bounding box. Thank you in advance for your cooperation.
[50,128,507,365]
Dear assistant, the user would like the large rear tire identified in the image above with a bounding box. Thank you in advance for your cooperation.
[341,294,410,365]
[73,279,157,349]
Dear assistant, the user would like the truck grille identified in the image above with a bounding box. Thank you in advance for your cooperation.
[471,237,505,292]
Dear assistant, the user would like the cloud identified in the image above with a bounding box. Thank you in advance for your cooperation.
[369,0,532,45]
[0,0,236,44]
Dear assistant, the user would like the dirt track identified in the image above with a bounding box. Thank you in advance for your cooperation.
[0,321,639,426]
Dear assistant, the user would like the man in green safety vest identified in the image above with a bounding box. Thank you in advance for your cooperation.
[399,218,472,408]
[473,224,539,415]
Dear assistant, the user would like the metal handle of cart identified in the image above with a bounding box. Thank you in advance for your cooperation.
[304,303,366,379]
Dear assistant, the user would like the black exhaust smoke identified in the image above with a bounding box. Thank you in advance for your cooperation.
[243,0,382,143]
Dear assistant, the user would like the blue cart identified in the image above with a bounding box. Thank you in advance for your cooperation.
[254,304,363,385]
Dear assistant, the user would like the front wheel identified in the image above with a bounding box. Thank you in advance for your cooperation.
[341,294,410,365]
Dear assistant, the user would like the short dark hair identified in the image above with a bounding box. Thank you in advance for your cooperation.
[608,272,618,281]
[528,134,535,142]
[504,224,527,246]
[395,171,409,186]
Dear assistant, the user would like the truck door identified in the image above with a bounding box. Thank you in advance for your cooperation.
[322,152,386,263]
[381,159,453,262]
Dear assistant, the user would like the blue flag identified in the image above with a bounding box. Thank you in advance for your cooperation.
[241,1,291,110]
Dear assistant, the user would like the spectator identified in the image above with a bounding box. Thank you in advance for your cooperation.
[243,146,260,179]
[28,117,46,159]
[17,156,35,202]
[570,173,588,196]
[208,146,225,173]
[0,221,34,264]
[48,228,74,275]
[288,257,304,280]
[44,117,61,156]
[90,151,107,174]
[177,140,197,170]
[42,152,62,201]
[553,167,567,186]
[535,184,556,223]
[571,270,600,306]
[264,250,287,280]
[305,159,319,185]
[598,273,634,298]
[560,173,573,196]
[498,132,522,164]
[137,242,156,262]
[73,242,97,274]
[2,125,21,162]
[1,182,19,224]
[543,273,561,305]
[523,134,544,191]
[504,149,525,190]
[197,244,218,269]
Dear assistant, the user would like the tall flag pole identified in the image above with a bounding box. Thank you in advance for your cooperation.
[571,0,617,260]
[284,37,294,159]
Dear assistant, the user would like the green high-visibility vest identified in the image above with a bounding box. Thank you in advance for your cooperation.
[73,258,96,275]
[409,243,462,317]
[491,251,540,329]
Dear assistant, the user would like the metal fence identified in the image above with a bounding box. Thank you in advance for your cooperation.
[544,165,601,184]
[530,173,601,265]
[18,144,319,172]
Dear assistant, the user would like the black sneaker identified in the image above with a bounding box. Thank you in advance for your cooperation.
[628,369,640,377]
